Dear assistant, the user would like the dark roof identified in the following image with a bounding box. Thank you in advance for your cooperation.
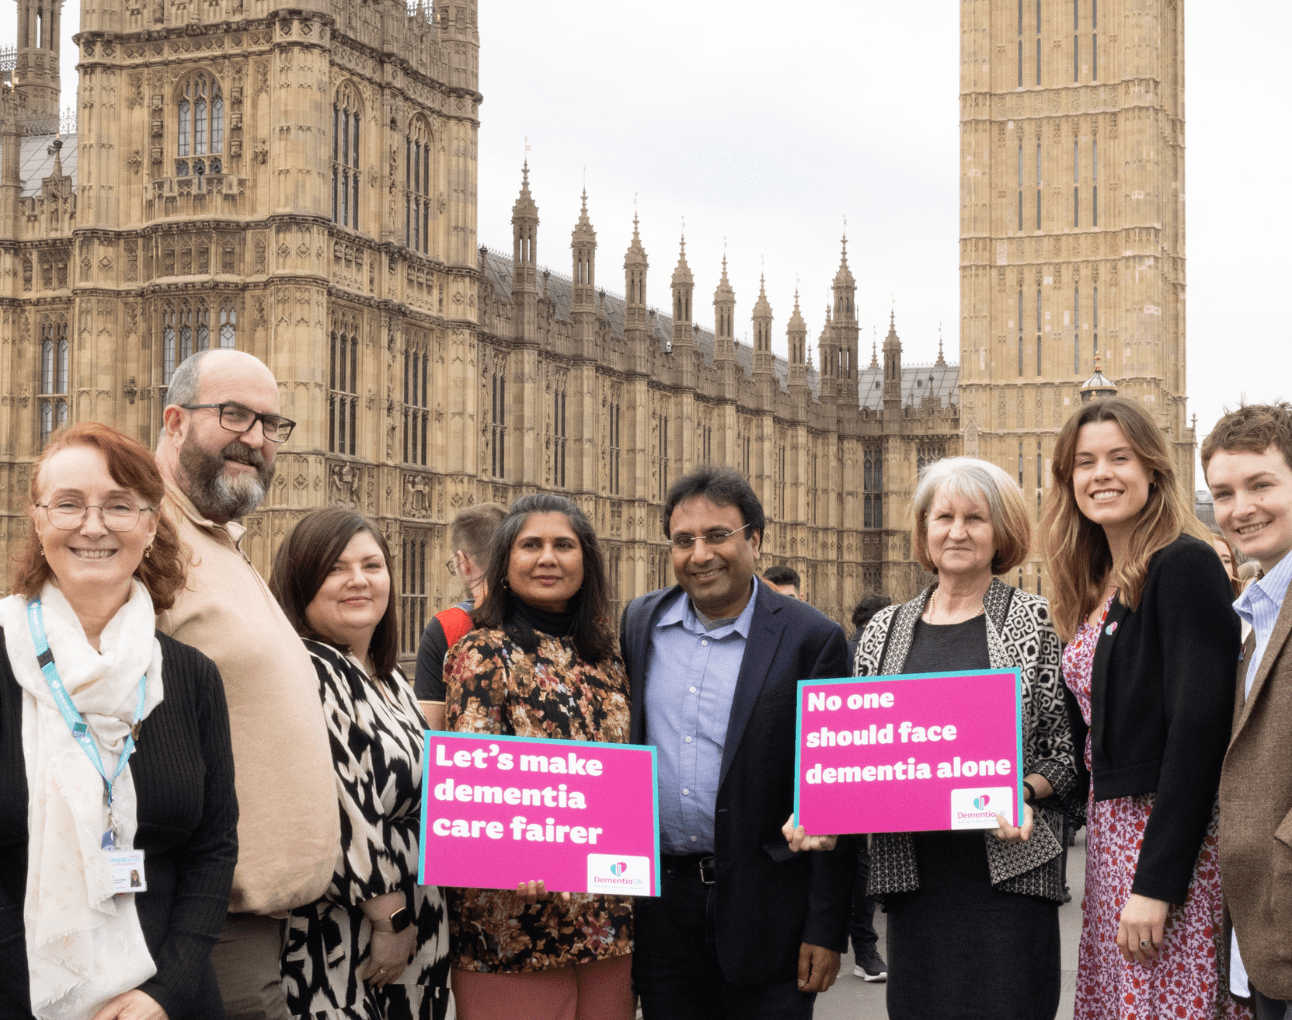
[856,359,959,410]
[15,133,77,197]
[481,247,820,397]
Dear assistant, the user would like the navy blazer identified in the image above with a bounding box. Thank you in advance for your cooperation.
[620,581,855,984]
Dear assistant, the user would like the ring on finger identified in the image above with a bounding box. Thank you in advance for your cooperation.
[1139,939,1153,948]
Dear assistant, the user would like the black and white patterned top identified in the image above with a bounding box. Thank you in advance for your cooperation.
[853,578,1082,903]
[280,641,452,1020]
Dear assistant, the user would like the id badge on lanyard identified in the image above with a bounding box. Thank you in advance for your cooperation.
[28,599,149,893]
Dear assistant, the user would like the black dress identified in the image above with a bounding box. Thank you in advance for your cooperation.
[884,616,1061,1020]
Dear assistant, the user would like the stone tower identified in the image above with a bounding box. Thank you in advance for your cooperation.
[13,0,63,131]
[958,0,1190,591]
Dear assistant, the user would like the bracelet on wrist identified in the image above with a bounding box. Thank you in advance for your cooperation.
[1022,780,1037,803]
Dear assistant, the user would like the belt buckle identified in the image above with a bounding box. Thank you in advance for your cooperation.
[698,855,716,885]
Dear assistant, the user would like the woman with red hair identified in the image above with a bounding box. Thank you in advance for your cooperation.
[0,423,237,1020]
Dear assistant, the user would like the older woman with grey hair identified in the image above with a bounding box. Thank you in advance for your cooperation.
[850,456,1081,1020]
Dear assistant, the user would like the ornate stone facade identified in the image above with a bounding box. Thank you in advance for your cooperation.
[0,0,964,655]
[958,0,1191,593]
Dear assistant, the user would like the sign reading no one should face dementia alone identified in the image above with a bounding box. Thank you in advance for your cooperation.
[794,670,1024,834]
[419,732,661,897]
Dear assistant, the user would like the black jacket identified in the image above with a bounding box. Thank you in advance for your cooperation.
[1066,534,1240,904]
[619,582,855,984]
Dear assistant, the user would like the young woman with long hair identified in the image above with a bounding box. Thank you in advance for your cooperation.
[1040,397,1247,1020]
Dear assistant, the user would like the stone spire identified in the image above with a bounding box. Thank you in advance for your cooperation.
[788,289,807,388]
[570,187,597,306]
[713,252,736,362]
[671,235,694,350]
[936,323,947,367]
[752,273,773,375]
[831,233,859,391]
[510,161,539,341]
[883,309,903,408]
[624,211,649,345]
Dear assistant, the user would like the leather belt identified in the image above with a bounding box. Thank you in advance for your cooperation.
[661,853,716,885]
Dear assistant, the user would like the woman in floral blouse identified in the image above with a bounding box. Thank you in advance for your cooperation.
[442,493,634,1020]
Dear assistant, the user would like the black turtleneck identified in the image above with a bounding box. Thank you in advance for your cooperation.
[511,595,577,638]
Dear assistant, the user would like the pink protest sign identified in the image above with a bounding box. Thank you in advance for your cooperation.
[419,732,660,897]
[794,670,1023,835]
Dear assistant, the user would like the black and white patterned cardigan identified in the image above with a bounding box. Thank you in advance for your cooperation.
[853,577,1082,903]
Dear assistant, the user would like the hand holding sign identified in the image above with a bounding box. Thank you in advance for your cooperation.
[795,670,1024,835]
[420,733,660,896]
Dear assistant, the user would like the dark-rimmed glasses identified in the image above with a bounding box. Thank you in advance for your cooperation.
[670,522,752,551]
[37,500,156,532]
[181,403,296,443]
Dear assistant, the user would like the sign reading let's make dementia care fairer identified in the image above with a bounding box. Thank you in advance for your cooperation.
[794,670,1024,834]
[419,732,661,897]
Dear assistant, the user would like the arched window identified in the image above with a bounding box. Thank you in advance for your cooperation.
[332,89,361,230]
[330,316,360,454]
[219,303,237,348]
[176,73,223,178]
[403,336,430,467]
[405,118,433,254]
[38,316,69,446]
[162,305,177,383]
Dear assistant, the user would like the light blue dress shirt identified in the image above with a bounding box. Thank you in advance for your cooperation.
[644,580,760,855]
[1229,549,1292,998]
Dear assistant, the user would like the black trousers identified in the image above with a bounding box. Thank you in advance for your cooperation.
[848,837,879,960]
[1252,988,1292,1020]
[633,857,816,1020]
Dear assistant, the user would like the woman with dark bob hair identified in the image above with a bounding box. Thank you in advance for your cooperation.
[0,422,237,1019]
[850,456,1081,1020]
[1040,398,1244,1020]
[442,493,634,1020]
[270,508,451,1020]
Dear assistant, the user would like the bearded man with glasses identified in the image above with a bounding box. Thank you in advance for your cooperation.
[619,465,855,1020]
[154,349,337,1020]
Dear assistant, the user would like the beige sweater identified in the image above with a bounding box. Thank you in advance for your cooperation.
[156,485,339,915]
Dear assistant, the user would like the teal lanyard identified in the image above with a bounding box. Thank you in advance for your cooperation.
[27,598,147,849]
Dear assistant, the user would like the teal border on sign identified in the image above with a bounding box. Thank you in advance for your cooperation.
[793,668,1025,834]
[418,730,662,896]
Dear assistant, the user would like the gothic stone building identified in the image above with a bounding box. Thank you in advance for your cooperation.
[0,0,963,661]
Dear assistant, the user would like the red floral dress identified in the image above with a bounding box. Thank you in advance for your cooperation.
[1064,598,1248,1020]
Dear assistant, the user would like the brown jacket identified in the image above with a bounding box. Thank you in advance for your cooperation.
[1220,586,1292,998]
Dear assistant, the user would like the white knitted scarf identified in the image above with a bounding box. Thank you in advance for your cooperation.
[0,580,164,1019]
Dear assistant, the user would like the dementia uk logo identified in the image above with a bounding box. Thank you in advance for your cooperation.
[950,787,1014,830]
[587,854,650,893]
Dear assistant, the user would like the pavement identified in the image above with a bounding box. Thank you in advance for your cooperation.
[814,834,1087,1020]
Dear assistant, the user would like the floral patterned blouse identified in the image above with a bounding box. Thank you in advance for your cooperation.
[442,627,634,973]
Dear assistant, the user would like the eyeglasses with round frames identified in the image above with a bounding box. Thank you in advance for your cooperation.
[670,522,752,551]
[180,402,296,443]
[36,500,156,532]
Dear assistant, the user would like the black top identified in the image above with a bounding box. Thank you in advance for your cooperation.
[1065,533,1240,904]
[512,598,577,638]
[413,600,473,702]
[902,616,991,675]
[0,631,238,1020]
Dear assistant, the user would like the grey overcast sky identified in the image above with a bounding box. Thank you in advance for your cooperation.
[22,1,1292,474]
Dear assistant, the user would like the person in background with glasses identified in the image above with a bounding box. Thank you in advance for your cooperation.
[154,350,338,1020]
[414,502,505,728]
[0,422,237,1019]
[619,465,854,1020]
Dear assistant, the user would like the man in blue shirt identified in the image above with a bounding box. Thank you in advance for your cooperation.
[620,466,853,1019]
[1205,402,1292,1020]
